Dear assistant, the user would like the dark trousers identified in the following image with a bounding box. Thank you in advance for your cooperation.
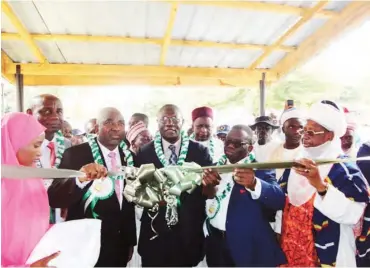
[95,241,129,267]
[205,225,235,267]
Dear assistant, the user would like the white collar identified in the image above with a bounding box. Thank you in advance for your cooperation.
[226,155,251,165]
[162,137,181,150]
[97,139,119,158]
[41,135,56,148]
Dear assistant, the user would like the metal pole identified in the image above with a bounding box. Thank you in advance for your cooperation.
[15,64,24,112]
[259,72,266,116]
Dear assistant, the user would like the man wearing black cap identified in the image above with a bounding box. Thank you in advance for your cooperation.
[250,116,280,162]
[190,106,224,162]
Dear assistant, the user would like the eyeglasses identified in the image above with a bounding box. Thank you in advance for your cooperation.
[225,140,248,148]
[299,129,325,137]
[158,116,182,124]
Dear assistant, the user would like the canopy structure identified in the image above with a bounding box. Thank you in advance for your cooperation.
[1,0,370,88]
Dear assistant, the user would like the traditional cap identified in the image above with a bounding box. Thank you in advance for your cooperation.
[307,100,346,138]
[280,108,302,125]
[126,121,147,144]
[191,106,213,122]
[217,124,230,135]
[249,116,279,130]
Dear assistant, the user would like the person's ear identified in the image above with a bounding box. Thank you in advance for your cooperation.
[326,131,334,142]
[26,109,33,115]
[247,145,254,153]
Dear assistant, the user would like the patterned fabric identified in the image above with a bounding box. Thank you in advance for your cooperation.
[279,160,369,266]
[168,144,178,165]
[281,196,319,267]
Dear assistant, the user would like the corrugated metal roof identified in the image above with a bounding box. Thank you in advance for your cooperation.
[1,0,352,69]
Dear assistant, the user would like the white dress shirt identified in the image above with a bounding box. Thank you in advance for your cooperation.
[39,137,65,222]
[40,138,54,168]
[204,157,262,232]
[162,138,181,162]
[76,141,124,209]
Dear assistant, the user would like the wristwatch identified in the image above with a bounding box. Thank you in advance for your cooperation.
[318,184,328,196]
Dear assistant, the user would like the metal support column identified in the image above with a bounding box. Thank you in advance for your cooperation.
[259,72,266,116]
[15,64,24,112]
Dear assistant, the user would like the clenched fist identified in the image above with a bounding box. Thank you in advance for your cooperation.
[233,168,256,190]
[78,163,107,183]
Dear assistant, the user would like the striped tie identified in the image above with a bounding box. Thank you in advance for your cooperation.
[168,145,178,165]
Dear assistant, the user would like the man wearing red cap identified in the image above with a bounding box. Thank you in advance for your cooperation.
[190,106,224,162]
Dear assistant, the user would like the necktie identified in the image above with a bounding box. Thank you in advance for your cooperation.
[108,152,121,204]
[168,145,178,165]
[47,142,56,167]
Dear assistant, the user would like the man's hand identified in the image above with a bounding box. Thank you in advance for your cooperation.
[127,246,134,262]
[202,169,221,187]
[30,251,60,267]
[78,163,108,183]
[293,158,327,192]
[233,168,256,190]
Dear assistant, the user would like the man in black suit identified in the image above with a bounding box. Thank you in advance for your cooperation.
[135,104,213,267]
[48,107,136,267]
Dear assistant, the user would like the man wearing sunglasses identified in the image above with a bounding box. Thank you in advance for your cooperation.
[135,104,213,267]
[202,125,286,267]
[277,100,369,267]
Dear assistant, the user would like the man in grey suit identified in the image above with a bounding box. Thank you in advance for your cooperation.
[27,94,71,222]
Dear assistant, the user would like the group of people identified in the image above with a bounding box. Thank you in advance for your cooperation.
[2,93,370,267]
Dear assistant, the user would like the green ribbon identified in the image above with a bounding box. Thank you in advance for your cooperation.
[123,162,203,227]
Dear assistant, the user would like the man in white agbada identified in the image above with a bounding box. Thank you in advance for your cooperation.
[190,106,224,162]
[277,100,369,267]
[270,108,304,179]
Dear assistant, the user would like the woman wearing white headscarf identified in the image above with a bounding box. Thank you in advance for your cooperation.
[277,100,369,267]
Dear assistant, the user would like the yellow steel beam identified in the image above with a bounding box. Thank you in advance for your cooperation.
[4,63,278,81]
[159,0,338,18]
[22,75,268,87]
[160,2,179,65]
[1,1,48,64]
[1,50,15,84]
[274,1,370,78]
[1,32,296,52]
[249,1,329,69]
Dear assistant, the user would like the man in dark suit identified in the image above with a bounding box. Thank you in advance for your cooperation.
[48,107,136,267]
[202,125,286,267]
[135,104,213,267]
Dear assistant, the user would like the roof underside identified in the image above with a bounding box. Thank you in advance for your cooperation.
[1,0,370,87]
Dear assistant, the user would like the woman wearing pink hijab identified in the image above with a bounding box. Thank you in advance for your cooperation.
[1,112,60,267]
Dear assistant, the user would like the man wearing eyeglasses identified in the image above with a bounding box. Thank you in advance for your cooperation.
[190,106,224,162]
[201,125,286,267]
[135,104,213,267]
[277,100,369,267]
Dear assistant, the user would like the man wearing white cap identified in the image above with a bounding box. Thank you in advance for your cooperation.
[270,108,304,179]
[277,100,369,267]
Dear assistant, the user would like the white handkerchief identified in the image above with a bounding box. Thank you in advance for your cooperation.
[26,219,101,268]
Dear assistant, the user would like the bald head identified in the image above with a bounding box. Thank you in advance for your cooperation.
[157,104,184,143]
[96,107,126,150]
[28,94,61,111]
[157,104,183,119]
[62,120,72,139]
[26,94,64,140]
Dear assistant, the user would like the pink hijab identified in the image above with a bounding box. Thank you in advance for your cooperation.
[1,112,50,266]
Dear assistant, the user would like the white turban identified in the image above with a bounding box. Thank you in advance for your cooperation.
[306,101,347,138]
[280,108,302,125]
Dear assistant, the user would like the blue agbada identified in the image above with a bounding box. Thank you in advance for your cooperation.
[279,160,369,266]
